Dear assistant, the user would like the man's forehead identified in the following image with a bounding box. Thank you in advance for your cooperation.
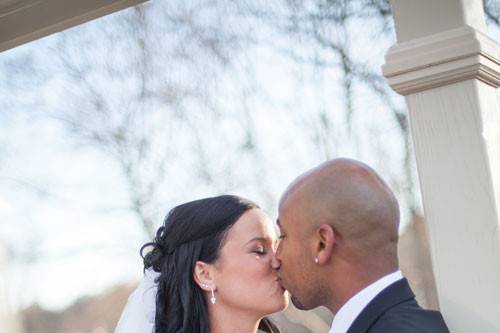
[277,191,308,232]
[279,172,313,209]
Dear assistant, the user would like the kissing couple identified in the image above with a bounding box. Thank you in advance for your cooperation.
[115,158,449,333]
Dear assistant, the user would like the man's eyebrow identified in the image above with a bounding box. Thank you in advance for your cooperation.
[276,219,281,227]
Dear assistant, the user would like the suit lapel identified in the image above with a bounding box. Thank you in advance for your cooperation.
[345,278,415,333]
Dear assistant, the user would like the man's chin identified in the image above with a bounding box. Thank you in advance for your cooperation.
[290,295,309,310]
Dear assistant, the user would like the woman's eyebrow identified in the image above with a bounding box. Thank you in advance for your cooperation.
[245,236,270,246]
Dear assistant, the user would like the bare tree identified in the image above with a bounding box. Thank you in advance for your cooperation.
[230,0,498,312]
[6,0,496,238]
[39,2,256,238]
[484,0,500,26]
[240,0,498,216]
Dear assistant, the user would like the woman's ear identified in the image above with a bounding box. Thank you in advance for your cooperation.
[315,224,335,264]
[193,261,215,290]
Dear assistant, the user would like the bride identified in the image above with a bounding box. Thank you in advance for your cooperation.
[115,195,288,333]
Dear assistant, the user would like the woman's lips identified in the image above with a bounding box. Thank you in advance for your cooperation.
[274,281,286,294]
[275,277,286,291]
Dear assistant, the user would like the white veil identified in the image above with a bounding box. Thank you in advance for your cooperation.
[115,269,159,333]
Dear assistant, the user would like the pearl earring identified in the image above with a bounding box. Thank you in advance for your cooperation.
[210,288,216,304]
[314,257,319,264]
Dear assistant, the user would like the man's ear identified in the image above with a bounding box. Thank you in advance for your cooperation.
[315,224,335,264]
[193,261,216,291]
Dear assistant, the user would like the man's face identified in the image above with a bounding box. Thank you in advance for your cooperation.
[275,196,318,310]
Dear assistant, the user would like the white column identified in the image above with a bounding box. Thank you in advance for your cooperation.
[383,1,500,332]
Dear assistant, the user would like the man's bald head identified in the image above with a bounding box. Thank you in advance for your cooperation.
[279,158,400,263]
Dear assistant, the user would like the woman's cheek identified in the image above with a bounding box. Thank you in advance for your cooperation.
[253,254,274,275]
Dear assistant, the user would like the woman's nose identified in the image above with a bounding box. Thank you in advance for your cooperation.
[271,255,281,270]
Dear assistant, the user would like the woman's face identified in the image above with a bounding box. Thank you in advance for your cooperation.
[212,208,288,316]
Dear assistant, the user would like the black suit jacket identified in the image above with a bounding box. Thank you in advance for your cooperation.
[346,278,449,333]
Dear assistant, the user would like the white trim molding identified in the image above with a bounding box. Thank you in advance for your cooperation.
[383,26,500,95]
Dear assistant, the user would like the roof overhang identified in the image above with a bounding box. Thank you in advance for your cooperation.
[0,0,147,53]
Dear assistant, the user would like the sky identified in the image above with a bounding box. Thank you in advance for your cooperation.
[0,0,499,312]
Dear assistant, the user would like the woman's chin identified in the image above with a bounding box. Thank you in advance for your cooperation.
[261,292,289,315]
[274,290,290,312]
[280,292,290,310]
[277,282,290,307]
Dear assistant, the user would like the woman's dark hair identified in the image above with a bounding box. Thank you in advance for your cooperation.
[140,195,280,333]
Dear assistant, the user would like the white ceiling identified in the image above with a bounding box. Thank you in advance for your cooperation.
[0,0,146,52]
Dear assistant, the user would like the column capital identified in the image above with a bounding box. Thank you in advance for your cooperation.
[383,26,500,95]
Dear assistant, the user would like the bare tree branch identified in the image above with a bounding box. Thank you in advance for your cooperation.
[484,0,500,26]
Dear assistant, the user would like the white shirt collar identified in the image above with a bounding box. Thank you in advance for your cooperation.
[328,270,403,333]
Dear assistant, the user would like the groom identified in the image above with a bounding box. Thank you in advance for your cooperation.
[273,158,449,333]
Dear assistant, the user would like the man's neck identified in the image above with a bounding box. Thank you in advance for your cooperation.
[327,270,403,333]
[326,264,399,314]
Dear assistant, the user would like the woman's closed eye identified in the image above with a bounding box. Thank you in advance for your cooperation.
[253,245,267,255]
